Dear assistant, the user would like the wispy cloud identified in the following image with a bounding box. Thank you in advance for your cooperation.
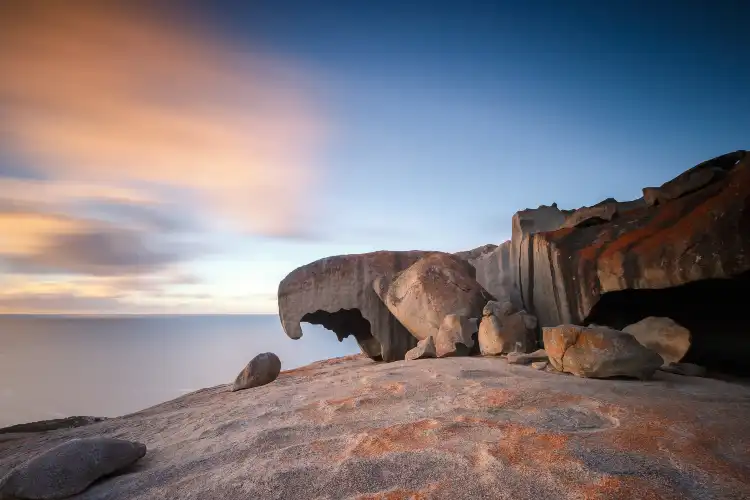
[0,0,327,238]
[0,1,329,312]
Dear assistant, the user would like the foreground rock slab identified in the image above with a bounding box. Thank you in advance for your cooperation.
[543,325,664,379]
[0,437,146,499]
[232,352,282,392]
[2,355,748,499]
[1,355,749,499]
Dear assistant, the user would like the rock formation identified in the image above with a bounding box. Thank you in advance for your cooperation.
[232,352,282,392]
[516,151,750,373]
[374,252,492,343]
[404,336,437,360]
[543,325,664,379]
[435,314,478,357]
[622,316,691,364]
[0,437,146,499]
[278,251,433,362]
[277,150,750,372]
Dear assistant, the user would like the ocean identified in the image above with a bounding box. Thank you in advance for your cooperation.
[0,315,359,427]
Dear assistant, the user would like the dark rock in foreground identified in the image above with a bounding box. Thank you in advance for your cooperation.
[0,417,106,435]
[0,437,146,499]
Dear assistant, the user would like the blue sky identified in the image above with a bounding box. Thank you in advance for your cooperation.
[0,0,747,313]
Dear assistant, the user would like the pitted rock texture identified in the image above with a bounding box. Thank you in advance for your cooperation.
[374,253,492,343]
[543,325,664,379]
[2,355,749,499]
[278,251,434,362]
[518,151,750,329]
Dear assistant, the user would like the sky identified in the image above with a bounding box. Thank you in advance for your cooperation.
[0,0,747,314]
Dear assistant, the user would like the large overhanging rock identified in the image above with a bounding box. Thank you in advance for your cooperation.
[278,251,434,362]
[520,150,750,328]
[373,252,493,342]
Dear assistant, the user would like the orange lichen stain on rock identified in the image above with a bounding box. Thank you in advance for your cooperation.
[355,489,429,500]
[604,409,750,483]
[580,476,680,500]
[478,388,518,407]
[380,382,407,395]
[488,423,571,468]
[348,419,443,458]
[356,483,445,500]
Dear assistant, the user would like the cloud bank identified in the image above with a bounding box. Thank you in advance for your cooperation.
[0,0,327,313]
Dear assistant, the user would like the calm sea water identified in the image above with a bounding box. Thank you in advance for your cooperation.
[0,315,359,427]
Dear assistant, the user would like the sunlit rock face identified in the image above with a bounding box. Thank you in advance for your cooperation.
[2,355,749,499]
[278,251,433,362]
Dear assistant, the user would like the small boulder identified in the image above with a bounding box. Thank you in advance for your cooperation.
[497,311,538,354]
[435,314,478,357]
[622,316,691,364]
[543,325,664,380]
[478,315,503,356]
[232,352,281,392]
[405,336,437,361]
[482,300,516,318]
[0,437,146,500]
[507,349,548,365]
[660,362,707,377]
[531,361,549,370]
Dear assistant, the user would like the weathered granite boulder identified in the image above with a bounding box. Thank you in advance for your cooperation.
[543,325,664,379]
[483,299,516,318]
[404,336,437,361]
[232,352,282,392]
[466,241,520,307]
[435,314,478,357]
[623,317,691,364]
[278,251,434,362]
[478,315,503,356]
[531,360,549,370]
[0,437,146,499]
[643,150,745,206]
[517,151,750,334]
[374,252,493,343]
[507,348,548,365]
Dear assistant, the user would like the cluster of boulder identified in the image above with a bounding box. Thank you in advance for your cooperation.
[278,150,750,378]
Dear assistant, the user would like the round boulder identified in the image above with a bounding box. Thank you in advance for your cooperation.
[232,352,282,392]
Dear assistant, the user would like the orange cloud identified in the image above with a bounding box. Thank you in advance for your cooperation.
[0,0,327,237]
